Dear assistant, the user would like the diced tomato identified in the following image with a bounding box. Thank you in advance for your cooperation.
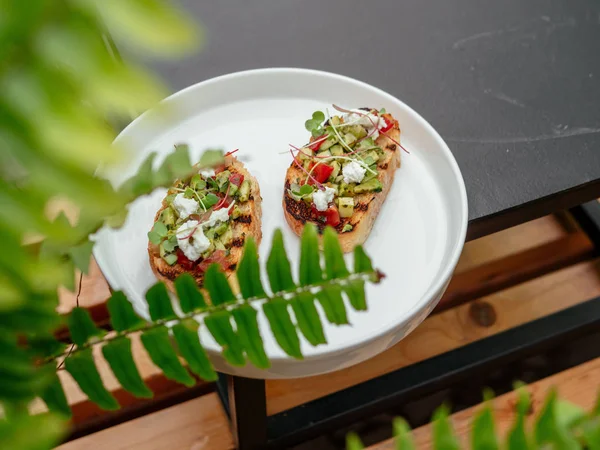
[310,163,334,184]
[308,134,327,152]
[196,250,228,273]
[380,116,394,133]
[176,249,195,270]
[229,173,244,186]
[324,206,341,227]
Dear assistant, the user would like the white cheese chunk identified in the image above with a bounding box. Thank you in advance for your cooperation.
[172,193,198,220]
[342,161,367,184]
[199,168,215,179]
[205,205,231,228]
[312,187,336,212]
[176,220,210,261]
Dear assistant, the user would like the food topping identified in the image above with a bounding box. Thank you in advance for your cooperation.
[342,160,366,184]
[199,168,216,179]
[312,186,336,212]
[287,105,401,229]
[176,220,211,261]
[148,149,254,267]
[172,193,199,220]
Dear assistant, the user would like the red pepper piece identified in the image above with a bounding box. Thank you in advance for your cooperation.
[310,163,334,184]
[229,173,244,186]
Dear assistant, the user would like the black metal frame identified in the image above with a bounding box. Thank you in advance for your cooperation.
[216,202,600,450]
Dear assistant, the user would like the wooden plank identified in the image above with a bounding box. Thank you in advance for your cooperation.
[367,356,600,449]
[31,331,212,433]
[266,259,600,415]
[437,232,594,313]
[455,215,569,273]
[57,393,234,450]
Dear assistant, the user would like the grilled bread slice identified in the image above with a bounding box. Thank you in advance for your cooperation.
[283,109,401,253]
[148,154,262,292]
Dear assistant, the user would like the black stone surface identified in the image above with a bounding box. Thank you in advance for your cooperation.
[147,0,600,238]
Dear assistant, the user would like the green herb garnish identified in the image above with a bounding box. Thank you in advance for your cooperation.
[202,193,219,208]
[305,111,326,137]
[379,108,386,114]
[148,221,168,244]
[342,224,353,232]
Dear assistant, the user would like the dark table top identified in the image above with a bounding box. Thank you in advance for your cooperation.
[149,0,600,240]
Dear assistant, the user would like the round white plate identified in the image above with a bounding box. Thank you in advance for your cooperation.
[94,68,468,379]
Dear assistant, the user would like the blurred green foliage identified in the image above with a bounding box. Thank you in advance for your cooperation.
[0,0,198,447]
[347,387,600,449]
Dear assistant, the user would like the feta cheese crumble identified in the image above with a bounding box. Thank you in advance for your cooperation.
[199,168,215,179]
[176,220,211,261]
[342,161,367,184]
[205,204,233,228]
[172,193,198,220]
[312,187,336,212]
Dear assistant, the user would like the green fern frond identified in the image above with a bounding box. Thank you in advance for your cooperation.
[40,224,383,415]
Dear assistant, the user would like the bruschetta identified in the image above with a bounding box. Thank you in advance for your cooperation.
[148,150,262,292]
[283,106,403,252]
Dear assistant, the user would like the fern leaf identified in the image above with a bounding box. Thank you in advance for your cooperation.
[266,229,296,293]
[393,417,415,450]
[171,319,217,381]
[582,420,600,450]
[0,413,65,450]
[432,405,460,450]
[232,305,270,369]
[40,373,71,418]
[145,283,177,321]
[316,285,349,325]
[107,291,145,332]
[299,223,323,285]
[204,264,236,305]
[291,292,326,346]
[67,239,94,275]
[322,226,350,279]
[345,279,367,311]
[263,297,303,359]
[506,386,532,450]
[354,245,374,274]
[157,144,194,184]
[535,389,581,449]
[236,237,266,299]
[346,432,365,450]
[471,391,499,450]
[68,307,105,346]
[102,337,153,398]
[141,326,195,387]
[203,311,246,366]
[64,349,119,411]
[174,274,207,313]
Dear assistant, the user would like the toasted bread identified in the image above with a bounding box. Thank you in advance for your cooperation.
[283,110,401,252]
[148,154,262,292]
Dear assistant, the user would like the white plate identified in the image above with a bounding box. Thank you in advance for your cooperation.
[94,68,468,379]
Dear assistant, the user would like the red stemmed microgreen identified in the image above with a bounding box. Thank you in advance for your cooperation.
[215,183,231,209]
[290,148,325,190]
[224,149,239,157]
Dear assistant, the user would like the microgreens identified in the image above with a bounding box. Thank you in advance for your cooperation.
[203,193,219,209]
[148,221,168,244]
[379,108,386,114]
[288,183,315,201]
[305,110,326,137]
[290,148,325,190]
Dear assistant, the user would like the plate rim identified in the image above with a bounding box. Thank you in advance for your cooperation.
[95,67,469,362]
